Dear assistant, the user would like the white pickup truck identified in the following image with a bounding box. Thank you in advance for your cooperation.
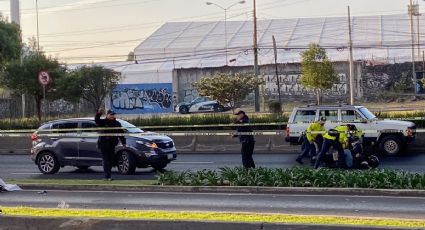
[285,105,417,156]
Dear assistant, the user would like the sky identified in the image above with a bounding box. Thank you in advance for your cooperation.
[0,0,416,63]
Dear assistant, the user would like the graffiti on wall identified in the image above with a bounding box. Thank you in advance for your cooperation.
[182,88,198,102]
[264,73,347,96]
[362,73,391,94]
[111,83,173,114]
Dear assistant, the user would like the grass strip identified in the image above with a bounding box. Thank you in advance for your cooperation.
[1,207,424,228]
[6,179,158,187]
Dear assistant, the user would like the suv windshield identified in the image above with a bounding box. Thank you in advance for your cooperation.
[359,107,376,120]
[118,120,144,133]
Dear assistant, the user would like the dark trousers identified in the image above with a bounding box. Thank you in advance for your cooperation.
[241,141,255,169]
[99,143,116,179]
[297,137,317,161]
[314,138,344,169]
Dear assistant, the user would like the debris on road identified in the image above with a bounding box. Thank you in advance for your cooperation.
[0,178,21,192]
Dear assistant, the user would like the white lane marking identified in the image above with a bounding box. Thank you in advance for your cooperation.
[10,173,42,175]
[20,189,425,200]
[172,161,214,164]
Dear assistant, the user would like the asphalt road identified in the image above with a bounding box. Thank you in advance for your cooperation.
[1,152,425,180]
[1,189,425,220]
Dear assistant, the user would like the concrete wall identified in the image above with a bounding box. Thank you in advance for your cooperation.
[172,62,363,104]
[2,133,423,155]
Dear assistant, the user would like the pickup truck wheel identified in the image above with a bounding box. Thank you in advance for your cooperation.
[379,135,402,156]
[117,151,136,175]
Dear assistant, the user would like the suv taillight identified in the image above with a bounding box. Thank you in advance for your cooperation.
[285,127,290,137]
[31,132,39,141]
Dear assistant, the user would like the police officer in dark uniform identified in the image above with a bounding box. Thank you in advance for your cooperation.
[233,109,256,169]
[95,108,127,180]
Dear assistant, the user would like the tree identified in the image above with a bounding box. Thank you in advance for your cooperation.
[394,72,413,93]
[0,15,21,69]
[58,65,122,110]
[300,43,338,105]
[192,73,264,112]
[1,51,66,120]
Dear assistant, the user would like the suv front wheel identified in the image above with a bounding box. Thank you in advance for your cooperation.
[37,152,60,174]
[379,135,402,156]
[117,151,136,175]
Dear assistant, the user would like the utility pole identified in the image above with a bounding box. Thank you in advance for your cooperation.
[10,0,25,118]
[253,0,260,112]
[417,8,421,62]
[347,6,354,105]
[418,50,425,85]
[409,0,417,94]
[224,8,228,65]
[272,35,282,104]
[36,0,40,52]
[423,50,425,72]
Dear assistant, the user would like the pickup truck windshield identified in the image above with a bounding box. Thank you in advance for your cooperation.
[359,107,376,120]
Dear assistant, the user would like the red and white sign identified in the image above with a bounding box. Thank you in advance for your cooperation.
[38,71,51,86]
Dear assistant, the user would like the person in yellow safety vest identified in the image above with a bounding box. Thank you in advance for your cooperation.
[314,124,357,169]
[296,117,326,165]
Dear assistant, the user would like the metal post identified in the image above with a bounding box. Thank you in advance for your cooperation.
[417,11,421,62]
[272,35,281,104]
[423,50,425,71]
[224,8,228,66]
[253,0,260,112]
[43,85,46,119]
[348,6,355,105]
[409,0,417,94]
[422,50,425,84]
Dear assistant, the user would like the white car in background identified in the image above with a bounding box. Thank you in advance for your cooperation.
[174,97,227,114]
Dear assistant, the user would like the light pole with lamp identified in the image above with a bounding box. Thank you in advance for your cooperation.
[36,0,40,52]
[206,1,245,66]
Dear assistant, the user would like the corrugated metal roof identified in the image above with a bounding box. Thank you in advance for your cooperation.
[133,14,424,70]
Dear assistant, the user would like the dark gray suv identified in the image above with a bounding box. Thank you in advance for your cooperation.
[30,118,177,174]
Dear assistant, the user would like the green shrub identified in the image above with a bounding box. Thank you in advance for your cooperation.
[0,110,423,130]
[157,167,425,189]
[268,101,282,114]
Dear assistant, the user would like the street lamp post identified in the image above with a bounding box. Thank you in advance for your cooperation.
[206,1,245,66]
[36,0,40,52]
[253,0,260,112]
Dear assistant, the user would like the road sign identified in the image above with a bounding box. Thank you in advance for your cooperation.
[38,71,51,86]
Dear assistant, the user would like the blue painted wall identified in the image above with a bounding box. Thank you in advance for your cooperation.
[111,83,173,114]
